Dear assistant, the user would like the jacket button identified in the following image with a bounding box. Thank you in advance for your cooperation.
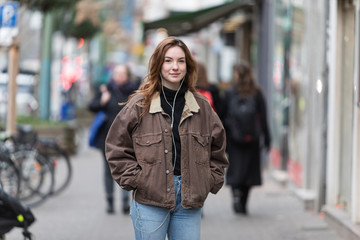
[166,170,170,174]
[164,149,169,154]
[164,129,168,133]
[146,140,150,144]
[167,188,170,192]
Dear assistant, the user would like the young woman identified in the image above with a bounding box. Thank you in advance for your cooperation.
[105,37,228,239]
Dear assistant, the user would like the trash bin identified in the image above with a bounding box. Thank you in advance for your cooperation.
[60,102,75,121]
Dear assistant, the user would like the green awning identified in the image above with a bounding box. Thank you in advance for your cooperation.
[143,0,254,36]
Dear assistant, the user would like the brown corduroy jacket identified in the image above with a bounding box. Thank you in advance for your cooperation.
[105,90,228,209]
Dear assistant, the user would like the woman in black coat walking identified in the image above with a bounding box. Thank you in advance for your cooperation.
[88,64,139,214]
[223,62,271,215]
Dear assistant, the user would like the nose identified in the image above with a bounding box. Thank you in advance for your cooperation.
[172,61,179,70]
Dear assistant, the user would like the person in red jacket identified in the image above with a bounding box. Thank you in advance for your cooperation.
[196,62,216,111]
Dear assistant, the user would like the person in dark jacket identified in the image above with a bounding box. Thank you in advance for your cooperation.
[88,64,138,214]
[223,61,271,215]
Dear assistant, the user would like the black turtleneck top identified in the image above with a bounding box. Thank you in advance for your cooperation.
[160,84,187,176]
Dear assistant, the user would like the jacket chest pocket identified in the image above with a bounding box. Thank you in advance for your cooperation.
[192,134,210,165]
[135,134,163,165]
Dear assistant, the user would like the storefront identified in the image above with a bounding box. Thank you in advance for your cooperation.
[269,0,329,212]
[324,0,360,238]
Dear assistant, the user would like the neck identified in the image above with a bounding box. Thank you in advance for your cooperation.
[163,82,180,90]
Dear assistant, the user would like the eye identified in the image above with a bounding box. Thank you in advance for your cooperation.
[164,59,172,63]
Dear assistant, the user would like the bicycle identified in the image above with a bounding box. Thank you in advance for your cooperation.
[1,129,55,207]
[36,137,72,196]
[15,125,72,196]
[0,124,73,207]
[0,151,20,198]
[15,148,55,208]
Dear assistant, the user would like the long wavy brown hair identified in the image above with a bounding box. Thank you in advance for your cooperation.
[130,37,198,115]
[233,61,258,96]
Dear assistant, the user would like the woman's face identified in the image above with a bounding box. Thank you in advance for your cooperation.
[113,65,128,85]
[161,46,187,90]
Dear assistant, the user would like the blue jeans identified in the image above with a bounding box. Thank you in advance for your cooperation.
[130,176,202,240]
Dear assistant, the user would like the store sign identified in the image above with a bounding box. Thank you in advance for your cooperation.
[0,2,19,46]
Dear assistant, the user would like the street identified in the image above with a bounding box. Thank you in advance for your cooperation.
[5,144,343,240]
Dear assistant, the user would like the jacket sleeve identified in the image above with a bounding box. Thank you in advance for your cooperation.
[105,105,141,191]
[209,111,229,194]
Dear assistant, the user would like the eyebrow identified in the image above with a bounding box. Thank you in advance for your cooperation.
[164,56,185,60]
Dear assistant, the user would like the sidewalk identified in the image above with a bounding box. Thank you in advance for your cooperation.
[5,145,344,240]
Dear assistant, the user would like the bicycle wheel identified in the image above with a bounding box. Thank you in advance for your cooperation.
[13,150,55,207]
[0,153,20,198]
[37,140,72,196]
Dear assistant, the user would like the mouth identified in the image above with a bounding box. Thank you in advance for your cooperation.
[170,73,181,77]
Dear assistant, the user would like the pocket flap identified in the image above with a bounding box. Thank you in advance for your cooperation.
[135,135,162,146]
[192,134,209,147]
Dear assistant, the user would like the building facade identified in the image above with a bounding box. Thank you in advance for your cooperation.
[323,0,360,238]
[267,0,360,238]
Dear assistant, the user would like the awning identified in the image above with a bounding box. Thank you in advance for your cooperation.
[143,0,254,36]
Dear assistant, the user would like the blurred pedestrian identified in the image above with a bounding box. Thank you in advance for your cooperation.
[105,37,229,240]
[196,62,216,111]
[223,61,271,215]
[88,64,138,214]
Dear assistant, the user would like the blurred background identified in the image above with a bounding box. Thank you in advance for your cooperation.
[0,0,360,239]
